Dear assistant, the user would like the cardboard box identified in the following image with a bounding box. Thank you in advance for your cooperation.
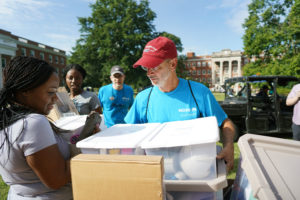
[231,134,300,199]
[71,154,164,200]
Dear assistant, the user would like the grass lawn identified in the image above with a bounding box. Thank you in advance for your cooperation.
[226,142,240,180]
[213,92,225,101]
[0,176,8,200]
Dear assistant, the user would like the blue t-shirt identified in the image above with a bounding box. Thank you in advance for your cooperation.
[98,84,134,127]
[125,78,227,126]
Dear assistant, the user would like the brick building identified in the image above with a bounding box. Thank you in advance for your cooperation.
[184,49,249,90]
[0,29,67,88]
[184,52,212,87]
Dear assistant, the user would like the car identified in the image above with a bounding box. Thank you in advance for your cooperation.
[219,75,299,139]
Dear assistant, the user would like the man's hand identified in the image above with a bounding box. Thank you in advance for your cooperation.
[217,118,235,172]
[217,143,234,172]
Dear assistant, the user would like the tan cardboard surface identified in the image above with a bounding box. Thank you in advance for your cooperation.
[71,154,164,200]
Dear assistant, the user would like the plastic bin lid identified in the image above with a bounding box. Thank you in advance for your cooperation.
[238,134,300,199]
[141,116,220,148]
[54,115,87,130]
[76,123,160,149]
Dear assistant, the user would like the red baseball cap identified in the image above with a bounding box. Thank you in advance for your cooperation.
[133,36,178,68]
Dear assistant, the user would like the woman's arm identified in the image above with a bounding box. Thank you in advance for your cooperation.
[286,92,300,106]
[26,144,71,190]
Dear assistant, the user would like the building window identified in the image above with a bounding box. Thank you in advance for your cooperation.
[208,62,211,66]
[60,57,64,65]
[202,62,206,67]
[192,62,196,67]
[233,66,238,72]
[224,66,229,74]
[197,70,201,75]
[202,70,206,75]
[21,48,26,56]
[207,70,211,75]
[1,58,6,68]
[30,50,35,57]
[55,56,58,64]
[49,55,53,63]
[192,70,196,75]
[187,71,191,76]
[197,62,201,67]
[202,77,206,82]
[40,52,44,60]
[207,78,211,82]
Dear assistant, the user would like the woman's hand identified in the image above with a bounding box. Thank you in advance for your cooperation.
[93,123,101,134]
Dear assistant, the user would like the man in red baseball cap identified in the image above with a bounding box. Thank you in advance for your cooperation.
[126,36,235,175]
[133,36,178,91]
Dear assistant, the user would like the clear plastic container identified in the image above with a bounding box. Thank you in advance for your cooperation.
[145,143,216,180]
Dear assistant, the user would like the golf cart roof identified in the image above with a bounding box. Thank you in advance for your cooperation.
[225,75,299,84]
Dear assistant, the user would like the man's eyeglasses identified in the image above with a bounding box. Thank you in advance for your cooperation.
[141,66,159,72]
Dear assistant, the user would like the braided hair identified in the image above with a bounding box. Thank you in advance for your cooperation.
[0,56,58,151]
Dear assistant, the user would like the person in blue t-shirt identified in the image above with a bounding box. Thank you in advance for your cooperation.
[124,36,235,172]
[98,66,134,127]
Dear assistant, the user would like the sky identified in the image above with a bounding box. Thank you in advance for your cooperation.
[0,0,251,56]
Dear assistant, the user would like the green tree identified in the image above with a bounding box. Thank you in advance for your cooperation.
[69,0,183,90]
[176,54,188,78]
[242,0,300,77]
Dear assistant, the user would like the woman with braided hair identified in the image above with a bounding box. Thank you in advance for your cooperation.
[0,56,72,199]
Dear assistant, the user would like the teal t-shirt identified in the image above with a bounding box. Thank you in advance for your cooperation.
[124,78,227,126]
[98,84,134,127]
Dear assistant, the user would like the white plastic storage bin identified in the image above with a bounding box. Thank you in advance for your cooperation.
[54,115,87,143]
[76,123,160,155]
[141,116,220,181]
[231,134,300,200]
[55,115,87,134]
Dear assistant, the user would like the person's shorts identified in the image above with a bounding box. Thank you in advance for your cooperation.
[292,123,300,141]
